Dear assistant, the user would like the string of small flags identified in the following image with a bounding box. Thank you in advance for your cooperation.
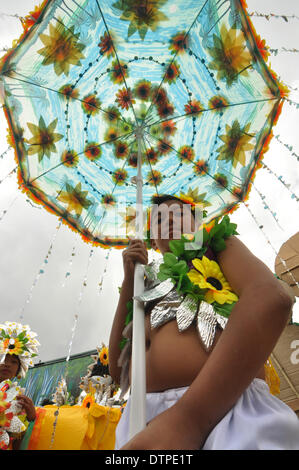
[0,12,22,19]
[0,192,42,222]
[261,162,299,203]
[269,47,299,55]
[283,97,299,110]
[25,197,42,210]
[0,146,12,159]
[247,12,299,21]
[243,202,299,290]
[0,165,17,185]
[2,10,299,22]
[251,183,284,230]
[19,219,62,320]
[0,193,18,222]
[285,83,299,93]
[274,76,299,94]
[50,247,95,449]
[274,134,299,162]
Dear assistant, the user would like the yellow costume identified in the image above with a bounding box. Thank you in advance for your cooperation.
[23,344,123,450]
[26,404,122,450]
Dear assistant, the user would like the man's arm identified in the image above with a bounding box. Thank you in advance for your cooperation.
[122,235,293,449]
[108,239,148,384]
[177,236,293,442]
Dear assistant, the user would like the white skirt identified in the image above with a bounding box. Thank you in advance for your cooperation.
[115,379,299,450]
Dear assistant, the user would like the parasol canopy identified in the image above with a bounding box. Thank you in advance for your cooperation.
[0,0,287,440]
[0,0,286,247]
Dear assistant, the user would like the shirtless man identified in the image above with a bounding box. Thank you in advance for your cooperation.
[109,196,298,449]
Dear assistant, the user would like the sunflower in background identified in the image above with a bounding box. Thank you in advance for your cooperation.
[81,344,110,379]
[78,343,122,407]
[99,346,109,367]
[81,394,95,409]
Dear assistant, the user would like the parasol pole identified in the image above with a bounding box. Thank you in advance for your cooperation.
[129,126,147,438]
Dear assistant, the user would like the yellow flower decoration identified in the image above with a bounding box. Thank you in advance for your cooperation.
[114,0,168,40]
[180,188,211,209]
[82,394,95,409]
[217,120,255,169]
[57,182,93,217]
[187,256,238,305]
[37,21,85,76]
[99,346,109,366]
[27,116,63,162]
[207,24,251,87]
[3,338,24,355]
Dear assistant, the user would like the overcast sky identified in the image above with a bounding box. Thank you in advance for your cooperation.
[0,0,298,364]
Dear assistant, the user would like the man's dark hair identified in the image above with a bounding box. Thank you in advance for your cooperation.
[151,194,181,205]
[151,194,195,216]
[151,194,196,214]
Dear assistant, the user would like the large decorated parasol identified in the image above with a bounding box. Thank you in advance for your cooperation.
[0,0,287,438]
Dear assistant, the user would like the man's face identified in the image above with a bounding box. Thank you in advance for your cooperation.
[0,354,20,380]
[150,199,196,253]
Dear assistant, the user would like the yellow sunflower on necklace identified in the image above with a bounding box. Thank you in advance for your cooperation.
[187,256,238,305]
[99,346,109,366]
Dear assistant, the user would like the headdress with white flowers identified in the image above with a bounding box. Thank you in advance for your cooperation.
[0,322,40,378]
